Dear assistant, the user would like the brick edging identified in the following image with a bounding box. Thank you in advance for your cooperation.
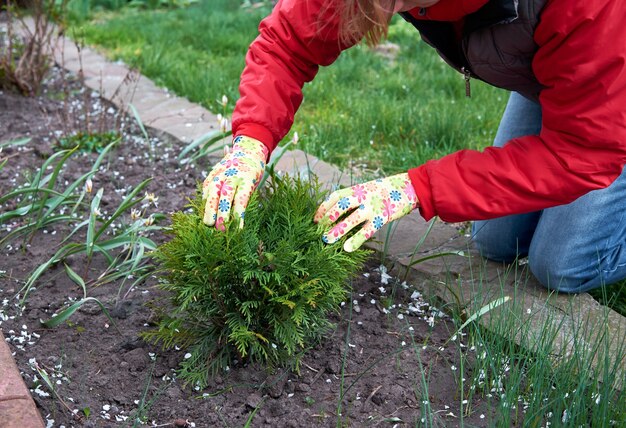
[0,330,45,428]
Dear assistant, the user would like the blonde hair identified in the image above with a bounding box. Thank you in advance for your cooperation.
[337,0,395,46]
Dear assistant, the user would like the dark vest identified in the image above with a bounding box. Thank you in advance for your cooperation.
[400,0,548,101]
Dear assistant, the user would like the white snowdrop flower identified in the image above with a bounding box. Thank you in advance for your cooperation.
[480,414,485,419]
[220,117,229,133]
[363,273,370,278]
[401,341,406,346]
[85,178,93,193]
[397,314,404,320]
[292,132,299,145]
[325,379,331,383]
[271,343,277,349]
[451,335,457,341]
[595,393,601,405]
[184,353,192,359]
[462,399,468,404]
[561,410,569,423]
[450,365,457,371]
[102,404,111,411]
[217,113,223,123]
[378,286,386,294]
[370,299,376,304]
[221,95,228,107]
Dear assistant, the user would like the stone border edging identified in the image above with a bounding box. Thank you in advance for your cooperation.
[52,36,220,146]
[0,331,45,428]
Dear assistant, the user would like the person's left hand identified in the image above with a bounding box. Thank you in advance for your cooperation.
[314,173,419,252]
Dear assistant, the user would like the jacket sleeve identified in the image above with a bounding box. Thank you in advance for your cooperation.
[408,0,626,222]
[232,0,353,152]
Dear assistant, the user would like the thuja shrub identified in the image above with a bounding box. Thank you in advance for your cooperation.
[145,174,370,387]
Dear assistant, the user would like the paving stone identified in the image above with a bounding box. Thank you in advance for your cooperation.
[273,149,353,190]
[367,212,461,257]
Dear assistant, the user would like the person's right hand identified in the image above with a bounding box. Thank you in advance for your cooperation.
[202,135,269,230]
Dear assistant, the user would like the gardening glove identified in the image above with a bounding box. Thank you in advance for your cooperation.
[314,173,419,252]
[202,135,269,230]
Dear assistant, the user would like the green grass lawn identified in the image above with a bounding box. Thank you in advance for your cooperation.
[70,0,506,176]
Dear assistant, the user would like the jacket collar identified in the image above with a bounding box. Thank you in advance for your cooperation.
[407,0,489,21]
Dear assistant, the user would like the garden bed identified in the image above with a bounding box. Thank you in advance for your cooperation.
[0,67,498,427]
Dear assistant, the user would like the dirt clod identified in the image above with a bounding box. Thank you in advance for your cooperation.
[245,392,263,409]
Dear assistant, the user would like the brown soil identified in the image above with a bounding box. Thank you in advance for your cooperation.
[0,68,497,427]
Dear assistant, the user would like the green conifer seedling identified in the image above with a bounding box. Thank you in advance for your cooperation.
[145,174,370,387]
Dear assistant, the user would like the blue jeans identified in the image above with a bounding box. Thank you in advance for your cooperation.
[471,92,626,293]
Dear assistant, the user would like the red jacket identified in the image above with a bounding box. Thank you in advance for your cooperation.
[232,0,626,222]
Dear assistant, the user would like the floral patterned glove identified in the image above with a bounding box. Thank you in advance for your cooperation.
[314,173,419,252]
[202,135,269,230]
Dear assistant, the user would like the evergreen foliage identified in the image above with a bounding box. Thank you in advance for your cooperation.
[145,174,370,387]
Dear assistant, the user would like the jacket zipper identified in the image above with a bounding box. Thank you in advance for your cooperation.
[462,67,471,98]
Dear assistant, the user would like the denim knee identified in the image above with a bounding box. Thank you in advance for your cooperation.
[527,246,614,294]
[472,231,522,263]
[472,214,540,263]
